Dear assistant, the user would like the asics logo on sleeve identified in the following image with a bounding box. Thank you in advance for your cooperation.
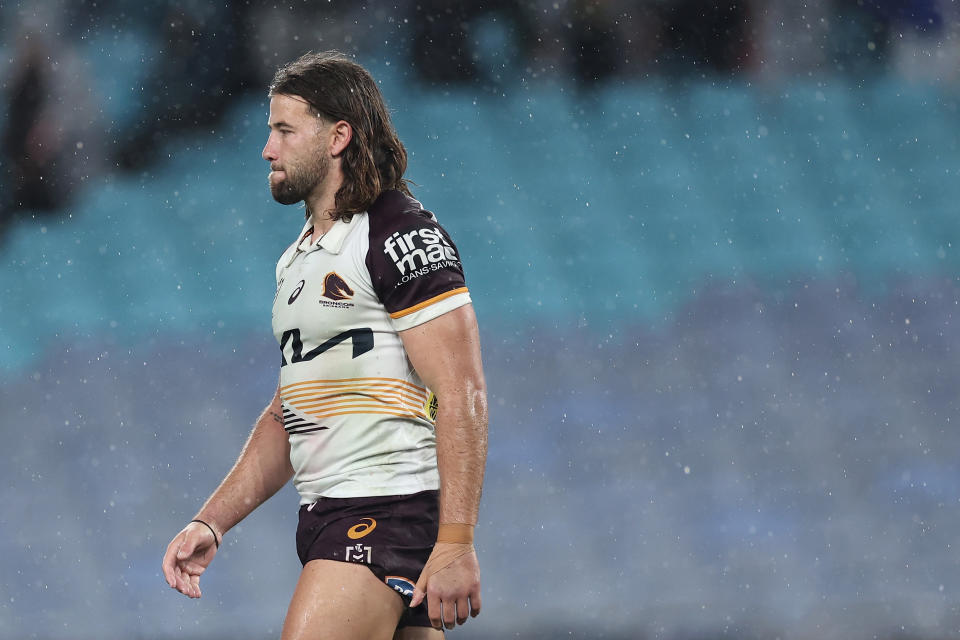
[383,228,460,275]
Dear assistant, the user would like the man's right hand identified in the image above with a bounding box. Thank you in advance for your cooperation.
[410,542,482,629]
[161,521,220,599]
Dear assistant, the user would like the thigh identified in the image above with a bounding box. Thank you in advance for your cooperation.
[281,559,404,640]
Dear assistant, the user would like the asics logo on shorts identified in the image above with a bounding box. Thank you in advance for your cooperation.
[347,517,377,539]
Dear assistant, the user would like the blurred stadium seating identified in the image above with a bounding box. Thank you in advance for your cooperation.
[2,25,960,640]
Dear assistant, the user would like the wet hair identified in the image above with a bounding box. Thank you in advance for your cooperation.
[268,51,412,219]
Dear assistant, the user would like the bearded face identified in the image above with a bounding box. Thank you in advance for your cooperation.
[269,145,330,205]
[263,93,336,207]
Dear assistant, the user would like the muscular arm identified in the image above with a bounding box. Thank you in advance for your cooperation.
[401,303,488,629]
[162,383,293,598]
[400,303,488,525]
[194,384,294,539]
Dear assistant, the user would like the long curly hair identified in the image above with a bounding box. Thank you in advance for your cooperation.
[268,51,412,219]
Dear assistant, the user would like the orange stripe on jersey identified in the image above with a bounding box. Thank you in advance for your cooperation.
[282,376,426,390]
[300,407,430,421]
[281,377,433,422]
[283,380,427,399]
[281,377,428,396]
[286,390,426,408]
[283,386,427,408]
[292,393,425,413]
[287,390,424,408]
[388,287,469,319]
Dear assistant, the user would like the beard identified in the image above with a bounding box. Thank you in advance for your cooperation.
[269,149,329,205]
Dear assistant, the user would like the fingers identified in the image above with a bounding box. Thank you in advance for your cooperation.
[442,598,457,630]
[422,581,481,629]
[161,536,182,588]
[470,588,482,617]
[455,596,469,626]
[173,565,189,597]
[427,589,442,629]
[410,574,427,608]
[190,573,202,599]
[172,564,203,599]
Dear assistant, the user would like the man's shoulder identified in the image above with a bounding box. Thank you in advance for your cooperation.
[362,190,468,316]
[366,190,440,238]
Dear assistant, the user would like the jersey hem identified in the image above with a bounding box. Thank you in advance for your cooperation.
[298,481,440,504]
[389,287,470,319]
[391,291,472,332]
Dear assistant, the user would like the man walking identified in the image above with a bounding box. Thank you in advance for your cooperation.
[161,51,488,639]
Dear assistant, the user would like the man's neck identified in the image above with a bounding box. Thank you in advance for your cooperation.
[307,208,336,241]
[305,181,341,240]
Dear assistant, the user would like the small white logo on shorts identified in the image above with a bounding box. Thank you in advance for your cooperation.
[346,543,372,563]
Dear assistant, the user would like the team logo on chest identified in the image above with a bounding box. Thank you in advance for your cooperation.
[322,272,354,300]
[320,272,355,309]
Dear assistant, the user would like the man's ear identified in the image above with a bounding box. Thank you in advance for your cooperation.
[329,120,352,157]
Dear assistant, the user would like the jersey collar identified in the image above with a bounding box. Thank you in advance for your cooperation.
[294,214,359,255]
[295,222,314,252]
[316,214,359,255]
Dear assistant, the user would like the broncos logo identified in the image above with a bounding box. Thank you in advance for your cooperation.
[322,272,355,301]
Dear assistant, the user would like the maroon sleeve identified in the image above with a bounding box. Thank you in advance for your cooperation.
[365,190,468,317]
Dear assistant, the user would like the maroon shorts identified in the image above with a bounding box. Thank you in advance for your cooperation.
[295,490,439,628]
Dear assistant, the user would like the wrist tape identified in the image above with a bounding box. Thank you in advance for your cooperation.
[436,523,474,544]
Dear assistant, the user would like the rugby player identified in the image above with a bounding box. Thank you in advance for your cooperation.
[161,51,488,639]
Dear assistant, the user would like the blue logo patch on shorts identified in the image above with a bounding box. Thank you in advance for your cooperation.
[386,576,415,598]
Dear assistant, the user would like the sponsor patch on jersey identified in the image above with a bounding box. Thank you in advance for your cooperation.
[386,576,415,599]
[382,226,461,278]
[320,272,355,309]
[425,392,438,422]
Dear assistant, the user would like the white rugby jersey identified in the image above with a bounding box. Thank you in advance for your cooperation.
[271,190,471,502]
